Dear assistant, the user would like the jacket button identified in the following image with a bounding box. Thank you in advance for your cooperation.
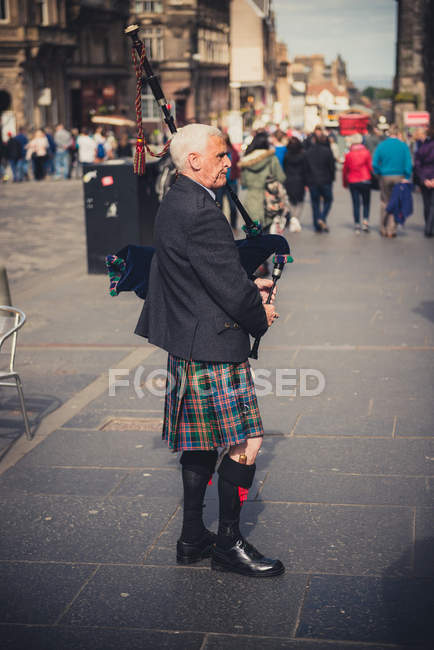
[224,322,231,328]
[234,323,239,329]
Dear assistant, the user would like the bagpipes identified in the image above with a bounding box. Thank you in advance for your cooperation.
[106,24,293,359]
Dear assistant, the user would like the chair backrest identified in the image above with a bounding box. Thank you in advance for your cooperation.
[0,267,12,306]
[0,306,26,374]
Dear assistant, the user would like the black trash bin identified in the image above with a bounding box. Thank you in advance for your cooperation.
[82,159,160,273]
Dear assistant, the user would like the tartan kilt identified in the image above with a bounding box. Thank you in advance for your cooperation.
[162,353,264,451]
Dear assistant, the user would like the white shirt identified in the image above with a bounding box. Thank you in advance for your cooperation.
[77,135,97,163]
[189,177,216,200]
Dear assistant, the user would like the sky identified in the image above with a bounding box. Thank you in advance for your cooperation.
[272,0,397,89]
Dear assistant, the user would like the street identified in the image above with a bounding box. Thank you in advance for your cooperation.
[0,178,433,649]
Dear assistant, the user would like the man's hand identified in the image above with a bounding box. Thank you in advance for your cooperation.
[424,179,434,188]
[255,278,276,304]
[264,304,279,327]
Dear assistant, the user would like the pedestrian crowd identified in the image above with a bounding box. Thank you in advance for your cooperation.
[0,125,133,183]
[1,119,433,238]
[232,121,433,239]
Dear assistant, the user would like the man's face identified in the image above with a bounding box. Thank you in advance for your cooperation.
[195,136,231,190]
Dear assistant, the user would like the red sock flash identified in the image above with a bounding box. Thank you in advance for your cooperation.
[238,487,249,505]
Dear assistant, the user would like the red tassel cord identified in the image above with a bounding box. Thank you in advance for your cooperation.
[131,45,171,176]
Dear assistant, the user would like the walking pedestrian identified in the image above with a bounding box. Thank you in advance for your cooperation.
[373,124,412,238]
[26,129,50,181]
[304,125,323,150]
[54,124,72,179]
[0,132,6,181]
[364,123,382,155]
[76,127,97,174]
[282,136,307,230]
[414,123,434,237]
[305,131,335,232]
[239,131,286,231]
[5,132,22,182]
[215,133,240,230]
[135,123,284,577]
[342,133,373,233]
[116,133,133,158]
[15,127,29,181]
[44,127,56,177]
[68,128,79,179]
[270,128,288,168]
[94,126,108,162]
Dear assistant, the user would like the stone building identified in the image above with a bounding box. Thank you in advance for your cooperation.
[0,0,130,134]
[229,0,277,133]
[274,40,290,124]
[131,0,230,129]
[305,81,349,131]
[68,1,131,129]
[394,0,434,125]
[289,53,352,131]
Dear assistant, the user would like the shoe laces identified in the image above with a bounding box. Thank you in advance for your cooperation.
[237,536,263,559]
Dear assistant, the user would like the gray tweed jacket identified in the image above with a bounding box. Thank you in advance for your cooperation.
[135,174,268,362]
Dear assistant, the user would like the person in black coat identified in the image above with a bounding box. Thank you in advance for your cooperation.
[304,132,336,232]
[283,136,307,223]
[135,123,284,577]
[6,134,23,182]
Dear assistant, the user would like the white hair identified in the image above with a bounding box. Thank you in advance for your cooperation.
[347,133,363,146]
[170,124,222,170]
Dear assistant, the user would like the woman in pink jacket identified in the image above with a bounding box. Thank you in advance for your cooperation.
[343,133,373,233]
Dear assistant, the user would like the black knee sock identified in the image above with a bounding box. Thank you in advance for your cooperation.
[217,454,256,549]
[180,450,217,543]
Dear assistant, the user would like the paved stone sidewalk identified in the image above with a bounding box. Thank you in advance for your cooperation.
[0,179,433,649]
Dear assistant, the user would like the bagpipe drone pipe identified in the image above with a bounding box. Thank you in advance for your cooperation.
[105,25,294,359]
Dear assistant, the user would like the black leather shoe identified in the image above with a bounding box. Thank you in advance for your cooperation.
[176,530,216,564]
[211,537,285,577]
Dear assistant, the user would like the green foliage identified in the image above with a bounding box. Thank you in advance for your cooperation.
[362,87,393,100]
[394,91,418,105]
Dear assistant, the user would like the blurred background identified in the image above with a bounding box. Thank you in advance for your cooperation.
[0,0,432,151]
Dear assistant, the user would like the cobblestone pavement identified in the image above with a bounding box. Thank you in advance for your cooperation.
[1,179,85,280]
[0,177,433,649]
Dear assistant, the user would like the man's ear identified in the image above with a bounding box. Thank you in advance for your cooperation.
[187,151,201,171]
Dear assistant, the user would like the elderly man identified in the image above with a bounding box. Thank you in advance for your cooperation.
[135,123,284,577]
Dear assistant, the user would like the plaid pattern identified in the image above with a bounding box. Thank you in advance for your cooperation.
[163,354,264,451]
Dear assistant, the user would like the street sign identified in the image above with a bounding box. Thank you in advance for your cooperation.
[404,111,430,126]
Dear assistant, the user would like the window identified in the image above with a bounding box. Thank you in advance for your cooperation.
[141,92,175,121]
[36,0,49,25]
[141,92,162,121]
[141,26,164,61]
[135,1,163,13]
[198,29,229,65]
[0,0,9,21]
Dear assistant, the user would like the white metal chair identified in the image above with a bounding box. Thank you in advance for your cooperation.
[0,305,32,440]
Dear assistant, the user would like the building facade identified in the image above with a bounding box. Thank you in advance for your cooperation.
[394,0,434,126]
[0,0,130,134]
[229,0,276,133]
[288,53,352,131]
[131,0,230,130]
[0,0,282,138]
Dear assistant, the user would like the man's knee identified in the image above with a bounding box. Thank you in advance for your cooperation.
[228,436,263,465]
[180,449,218,477]
[218,453,255,488]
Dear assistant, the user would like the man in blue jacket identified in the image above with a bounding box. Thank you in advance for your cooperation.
[373,124,412,237]
[135,123,284,577]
